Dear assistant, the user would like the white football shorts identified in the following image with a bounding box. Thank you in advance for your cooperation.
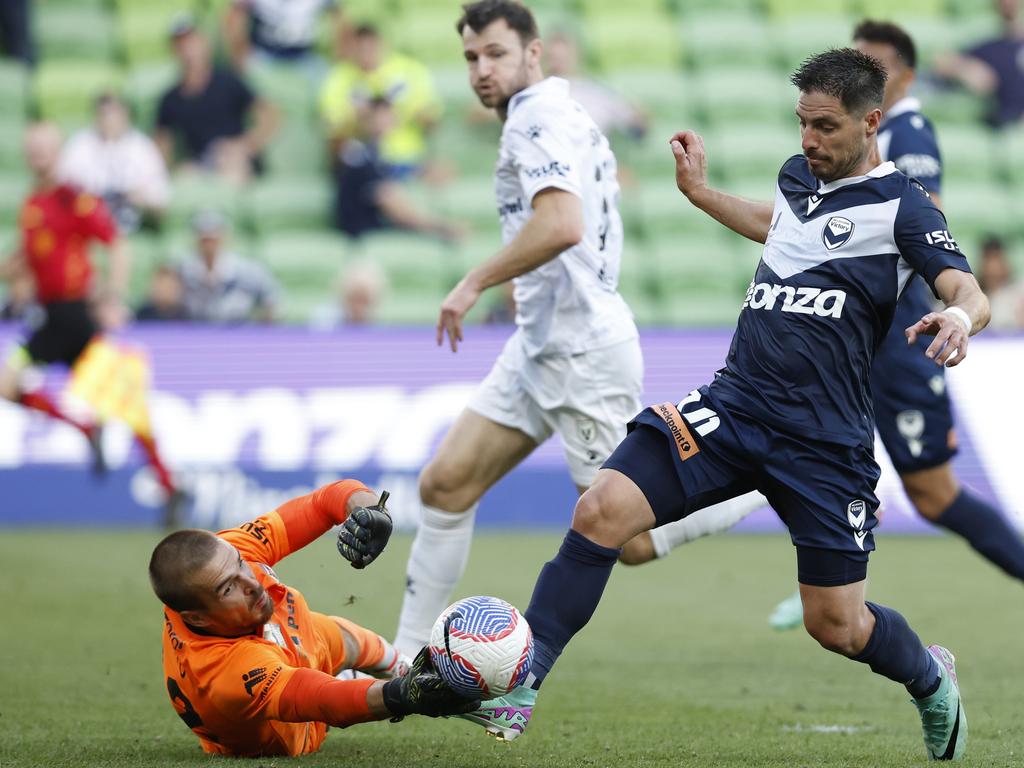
[468,332,643,487]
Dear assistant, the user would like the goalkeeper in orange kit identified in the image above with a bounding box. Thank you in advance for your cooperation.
[148,480,479,757]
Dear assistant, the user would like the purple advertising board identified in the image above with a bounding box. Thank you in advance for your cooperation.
[0,323,1018,536]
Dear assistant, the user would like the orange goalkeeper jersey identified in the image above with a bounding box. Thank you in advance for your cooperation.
[159,480,373,757]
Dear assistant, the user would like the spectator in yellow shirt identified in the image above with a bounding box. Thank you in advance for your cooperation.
[319,24,441,176]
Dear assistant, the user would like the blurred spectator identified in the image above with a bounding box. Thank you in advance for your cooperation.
[0,268,35,321]
[311,260,388,328]
[59,93,170,234]
[934,0,1024,128]
[319,23,441,175]
[543,30,648,140]
[0,0,33,66]
[136,265,188,322]
[224,0,340,78]
[155,15,280,184]
[333,96,463,240]
[178,210,279,323]
[978,234,1024,329]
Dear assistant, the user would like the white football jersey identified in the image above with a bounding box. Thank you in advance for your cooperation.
[494,77,636,358]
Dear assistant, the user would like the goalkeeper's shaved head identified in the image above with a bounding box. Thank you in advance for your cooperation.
[149,529,222,611]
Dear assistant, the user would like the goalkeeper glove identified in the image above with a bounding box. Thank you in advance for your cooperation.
[381,648,480,721]
[337,490,393,569]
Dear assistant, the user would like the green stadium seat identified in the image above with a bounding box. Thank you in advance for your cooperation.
[125,233,170,302]
[765,0,851,16]
[353,231,457,292]
[997,126,1024,186]
[692,66,792,126]
[165,175,244,233]
[769,17,857,71]
[0,172,31,230]
[376,286,448,325]
[936,122,998,183]
[116,2,194,67]
[683,12,776,70]
[264,123,327,178]
[704,123,796,183]
[0,109,27,173]
[676,0,762,12]
[257,230,350,277]
[942,181,1015,244]
[430,120,500,177]
[860,0,944,14]
[32,61,124,128]
[602,70,691,122]
[583,11,682,71]
[0,60,30,115]
[925,87,986,127]
[123,63,178,131]
[35,4,118,62]
[439,176,498,229]
[391,7,468,67]
[249,62,317,117]
[244,176,333,234]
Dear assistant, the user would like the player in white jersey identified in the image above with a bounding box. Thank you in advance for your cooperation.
[392,0,643,656]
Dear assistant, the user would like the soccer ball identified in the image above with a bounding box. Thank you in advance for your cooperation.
[428,595,534,699]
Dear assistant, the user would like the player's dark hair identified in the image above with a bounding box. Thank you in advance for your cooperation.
[853,20,917,70]
[149,529,222,612]
[354,23,379,38]
[790,48,887,116]
[456,0,539,45]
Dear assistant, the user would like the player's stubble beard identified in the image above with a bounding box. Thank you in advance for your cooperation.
[477,58,532,120]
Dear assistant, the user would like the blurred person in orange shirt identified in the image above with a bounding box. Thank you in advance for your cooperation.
[149,480,478,757]
[0,122,182,522]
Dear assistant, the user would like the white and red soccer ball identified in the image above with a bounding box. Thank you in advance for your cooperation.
[428,595,534,699]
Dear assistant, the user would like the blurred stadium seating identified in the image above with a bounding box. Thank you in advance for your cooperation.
[2,0,1023,325]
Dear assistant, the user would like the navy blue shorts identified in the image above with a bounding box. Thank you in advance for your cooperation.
[871,328,956,475]
[603,386,879,587]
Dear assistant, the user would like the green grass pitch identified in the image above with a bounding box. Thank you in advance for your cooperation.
[3,529,1023,767]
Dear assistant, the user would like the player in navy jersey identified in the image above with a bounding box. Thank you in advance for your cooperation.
[614,22,1024,633]
[459,48,989,761]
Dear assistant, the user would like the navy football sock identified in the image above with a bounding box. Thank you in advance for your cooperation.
[936,489,1024,581]
[854,602,940,699]
[524,528,620,690]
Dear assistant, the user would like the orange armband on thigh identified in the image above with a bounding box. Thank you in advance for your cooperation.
[275,669,379,728]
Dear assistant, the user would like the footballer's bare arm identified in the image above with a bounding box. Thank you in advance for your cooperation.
[906,268,990,368]
[670,130,774,244]
[437,188,582,352]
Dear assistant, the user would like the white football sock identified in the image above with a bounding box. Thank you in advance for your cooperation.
[649,491,767,558]
[393,502,477,657]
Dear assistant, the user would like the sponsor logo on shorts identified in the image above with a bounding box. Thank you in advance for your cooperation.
[652,402,700,462]
[897,410,925,458]
[847,499,868,551]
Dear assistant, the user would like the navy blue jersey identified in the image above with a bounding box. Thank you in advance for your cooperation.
[878,99,943,344]
[710,155,970,449]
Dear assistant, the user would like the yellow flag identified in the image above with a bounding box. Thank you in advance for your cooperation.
[68,337,154,438]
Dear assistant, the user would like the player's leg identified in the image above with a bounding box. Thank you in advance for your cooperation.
[767,440,966,760]
[460,393,755,740]
[394,407,540,656]
[619,491,768,565]
[800,573,966,760]
[4,328,105,473]
[901,462,1024,581]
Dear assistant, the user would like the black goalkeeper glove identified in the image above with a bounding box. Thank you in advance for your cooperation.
[337,490,393,569]
[381,648,481,722]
